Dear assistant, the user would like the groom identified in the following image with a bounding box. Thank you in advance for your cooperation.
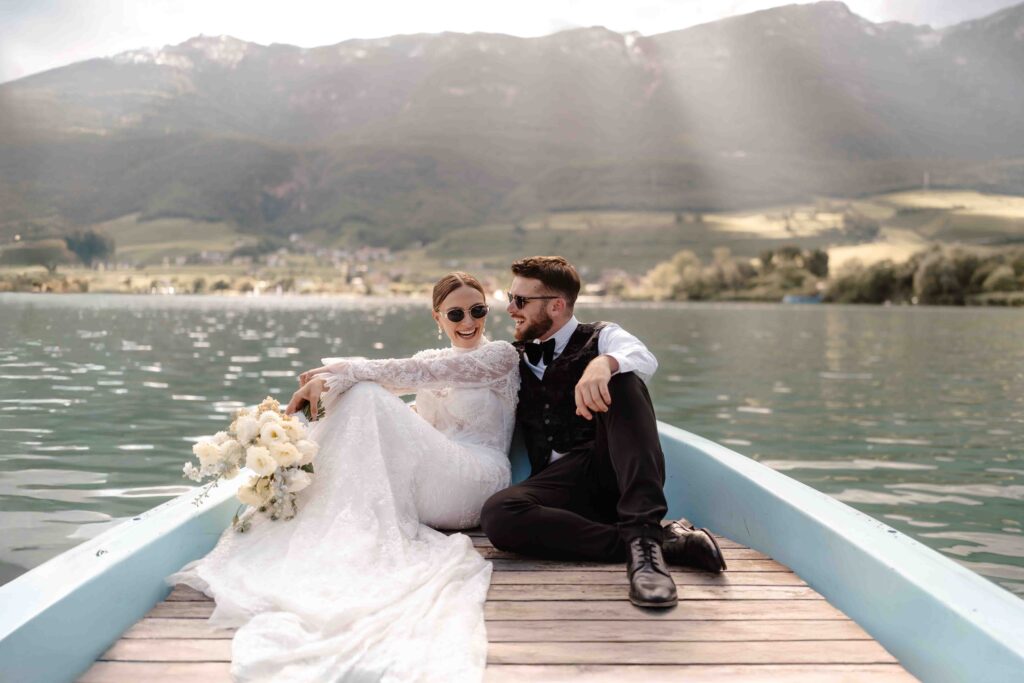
[480,256,726,608]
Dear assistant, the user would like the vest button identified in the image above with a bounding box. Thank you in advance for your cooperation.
[543,403,550,409]
[547,436,553,442]
[544,418,550,425]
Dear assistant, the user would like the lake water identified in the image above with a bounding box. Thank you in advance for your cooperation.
[0,293,1021,597]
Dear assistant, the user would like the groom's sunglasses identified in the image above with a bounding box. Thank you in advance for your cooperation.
[445,304,489,323]
[507,292,559,310]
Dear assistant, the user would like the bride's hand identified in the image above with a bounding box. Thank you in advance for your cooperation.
[286,376,328,420]
[298,362,344,387]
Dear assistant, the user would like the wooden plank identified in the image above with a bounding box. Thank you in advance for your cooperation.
[98,638,897,666]
[488,558,792,572]
[483,600,849,622]
[122,618,235,639]
[489,570,807,586]
[167,581,819,602]
[477,547,788,570]
[78,661,914,683]
[78,661,915,683]
[486,584,824,601]
[121,617,872,642]
[486,641,898,665]
[100,639,230,662]
[146,603,221,618]
[147,598,848,620]
[452,528,749,550]
[164,572,808,599]
[703,548,767,560]
[468,535,760,557]
[166,586,212,602]
[485,619,874,643]
[78,661,232,683]
[483,664,918,682]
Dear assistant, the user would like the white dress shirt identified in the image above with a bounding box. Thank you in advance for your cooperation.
[522,316,658,463]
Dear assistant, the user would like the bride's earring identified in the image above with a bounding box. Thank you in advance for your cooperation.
[437,327,443,340]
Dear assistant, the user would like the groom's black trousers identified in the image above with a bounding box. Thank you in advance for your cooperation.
[480,372,667,562]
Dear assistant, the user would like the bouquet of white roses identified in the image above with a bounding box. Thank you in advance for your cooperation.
[183,396,319,532]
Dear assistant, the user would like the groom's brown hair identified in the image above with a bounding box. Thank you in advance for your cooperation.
[511,256,581,309]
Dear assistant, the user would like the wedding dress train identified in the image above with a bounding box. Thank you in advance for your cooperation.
[168,339,520,682]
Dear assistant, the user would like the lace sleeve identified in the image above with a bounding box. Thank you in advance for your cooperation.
[320,341,519,397]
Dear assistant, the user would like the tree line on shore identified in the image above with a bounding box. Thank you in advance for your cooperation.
[827,247,1024,305]
[634,245,1024,306]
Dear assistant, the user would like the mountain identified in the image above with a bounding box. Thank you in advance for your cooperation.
[2,1,1024,249]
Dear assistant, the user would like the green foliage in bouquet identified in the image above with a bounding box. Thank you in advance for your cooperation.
[302,397,325,422]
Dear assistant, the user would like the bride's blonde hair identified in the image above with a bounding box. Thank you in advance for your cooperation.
[432,272,486,310]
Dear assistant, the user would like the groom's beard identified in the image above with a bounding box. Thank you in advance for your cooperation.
[515,309,554,342]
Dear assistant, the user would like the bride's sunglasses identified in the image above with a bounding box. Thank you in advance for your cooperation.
[445,304,489,323]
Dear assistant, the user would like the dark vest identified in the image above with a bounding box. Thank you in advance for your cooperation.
[515,322,607,475]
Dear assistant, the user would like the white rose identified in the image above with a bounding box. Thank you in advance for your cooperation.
[237,477,264,506]
[193,440,222,470]
[281,419,304,442]
[245,446,277,476]
[287,469,312,493]
[182,462,202,482]
[259,422,287,445]
[269,442,301,468]
[220,439,245,465]
[212,431,230,445]
[259,410,282,426]
[296,439,319,466]
[257,396,280,413]
[235,416,260,444]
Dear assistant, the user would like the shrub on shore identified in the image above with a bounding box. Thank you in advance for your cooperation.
[638,244,1023,306]
[825,247,1024,305]
[636,246,827,301]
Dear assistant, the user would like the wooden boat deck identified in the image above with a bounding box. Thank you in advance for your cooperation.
[79,529,917,682]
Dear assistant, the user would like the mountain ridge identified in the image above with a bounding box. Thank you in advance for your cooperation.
[2,1,1023,249]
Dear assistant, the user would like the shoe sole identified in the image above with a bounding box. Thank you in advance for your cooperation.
[630,596,678,608]
[662,526,729,572]
[700,528,728,572]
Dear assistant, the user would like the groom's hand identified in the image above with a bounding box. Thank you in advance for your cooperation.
[575,355,619,420]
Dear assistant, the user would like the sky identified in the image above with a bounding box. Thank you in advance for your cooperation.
[2,0,1021,84]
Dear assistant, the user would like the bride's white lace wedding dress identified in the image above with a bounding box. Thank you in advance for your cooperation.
[168,338,520,682]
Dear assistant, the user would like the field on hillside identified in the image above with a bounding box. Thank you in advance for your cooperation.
[410,207,850,280]
[93,213,251,264]
[829,191,1024,271]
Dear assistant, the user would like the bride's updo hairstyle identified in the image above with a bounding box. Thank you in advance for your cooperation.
[432,272,486,310]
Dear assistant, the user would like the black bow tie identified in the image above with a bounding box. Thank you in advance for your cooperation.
[525,338,556,366]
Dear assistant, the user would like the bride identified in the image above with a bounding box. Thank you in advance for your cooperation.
[168,272,520,682]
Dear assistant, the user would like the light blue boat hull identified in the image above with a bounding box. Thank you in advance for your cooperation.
[2,423,1023,682]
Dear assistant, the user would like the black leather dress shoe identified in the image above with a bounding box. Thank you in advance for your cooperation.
[662,519,727,572]
[626,536,678,608]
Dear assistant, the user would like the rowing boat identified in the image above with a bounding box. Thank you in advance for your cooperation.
[2,423,1022,682]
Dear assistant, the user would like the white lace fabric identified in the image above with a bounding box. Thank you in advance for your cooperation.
[168,339,520,682]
